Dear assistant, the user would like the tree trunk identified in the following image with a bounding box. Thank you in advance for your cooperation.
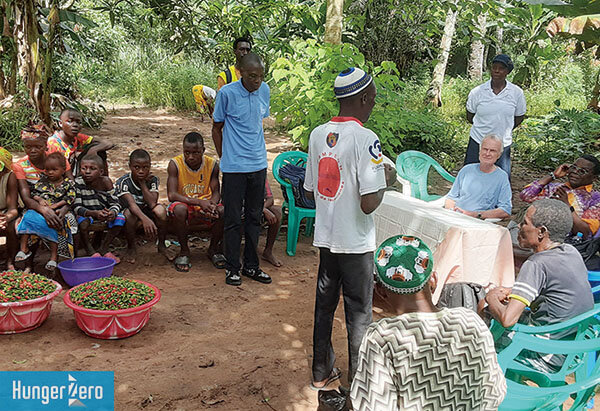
[8,48,17,94]
[495,0,505,54]
[324,0,344,45]
[426,3,458,107]
[13,0,41,105]
[589,66,600,113]
[467,13,487,80]
[39,0,60,126]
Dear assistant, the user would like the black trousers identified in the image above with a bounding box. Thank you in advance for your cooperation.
[312,248,374,383]
[222,169,266,272]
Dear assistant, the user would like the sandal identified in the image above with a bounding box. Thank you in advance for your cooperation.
[174,255,191,272]
[310,367,342,391]
[45,260,57,272]
[103,252,120,264]
[210,253,226,269]
[15,251,32,262]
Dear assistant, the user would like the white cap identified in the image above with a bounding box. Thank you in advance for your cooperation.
[334,67,373,99]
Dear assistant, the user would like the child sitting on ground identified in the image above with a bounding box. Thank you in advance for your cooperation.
[16,152,76,271]
[115,149,170,264]
[73,154,125,263]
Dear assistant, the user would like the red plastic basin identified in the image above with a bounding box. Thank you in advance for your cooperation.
[63,280,161,339]
[0,280,63,334]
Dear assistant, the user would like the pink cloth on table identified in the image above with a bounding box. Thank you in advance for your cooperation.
[374,191,515,304]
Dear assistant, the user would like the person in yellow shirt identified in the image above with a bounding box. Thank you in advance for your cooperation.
[167,132,224,272]
[191,85,216,121]
[216,37,252,90]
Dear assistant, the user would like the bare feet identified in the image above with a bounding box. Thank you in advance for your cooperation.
[124,248,137,264]
[158,244,178,262]
[262,251,282,267]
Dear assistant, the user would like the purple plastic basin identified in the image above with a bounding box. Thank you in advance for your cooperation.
[58,257,116,287]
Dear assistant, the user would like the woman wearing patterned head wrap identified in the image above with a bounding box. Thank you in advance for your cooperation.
[14,124,64,232]
[0,147,19,269]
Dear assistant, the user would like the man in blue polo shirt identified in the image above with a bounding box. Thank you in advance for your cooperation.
[212,53,272,286]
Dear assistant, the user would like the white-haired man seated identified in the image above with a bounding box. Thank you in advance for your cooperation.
[444,134,512,220]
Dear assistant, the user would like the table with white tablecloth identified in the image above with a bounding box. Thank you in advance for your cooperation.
[374,191,515,303]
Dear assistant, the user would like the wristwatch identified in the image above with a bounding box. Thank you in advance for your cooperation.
[570,206,575,213]
[477,212,482,219]
[550,172,557,180]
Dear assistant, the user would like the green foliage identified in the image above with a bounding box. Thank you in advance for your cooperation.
[514,108,600,169]
[270,40,458,168]
[74,43,217,110]
[345,0,443,75]
[0,99,34,151]
[90,0,324,66]
[503,3,557,87]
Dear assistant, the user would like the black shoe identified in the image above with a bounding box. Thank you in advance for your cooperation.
[225,269,242,286]
[242,267,272,284]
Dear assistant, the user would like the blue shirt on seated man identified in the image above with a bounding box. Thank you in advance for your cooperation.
[444,134,512,220]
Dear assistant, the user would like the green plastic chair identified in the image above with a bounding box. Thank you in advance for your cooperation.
[272,151,315,256]
[491,304,600,410]
[496,333,600,410]
[395,150,455,202]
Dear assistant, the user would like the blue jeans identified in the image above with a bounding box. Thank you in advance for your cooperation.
[464,137,511,178]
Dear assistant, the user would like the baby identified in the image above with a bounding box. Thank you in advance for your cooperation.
[16,152,76,271]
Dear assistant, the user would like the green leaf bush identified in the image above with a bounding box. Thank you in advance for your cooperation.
[514,108,600,169]
[269,40,458,168]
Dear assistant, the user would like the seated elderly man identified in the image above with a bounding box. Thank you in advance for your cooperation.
[444,134,511,220]
[520,154,600,240]
[483,199,593,372]
[351,235,506,410]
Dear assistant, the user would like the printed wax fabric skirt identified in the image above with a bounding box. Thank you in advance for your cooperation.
[17,209,76,258]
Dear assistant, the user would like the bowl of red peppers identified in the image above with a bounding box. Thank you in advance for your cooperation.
[63,277,161,339]
[0,270,62,334]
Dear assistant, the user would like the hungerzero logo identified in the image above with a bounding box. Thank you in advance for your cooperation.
[12,374,105,407]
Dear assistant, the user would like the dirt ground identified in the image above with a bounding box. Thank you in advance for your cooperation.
[3,107,598,410]
[3,107,337,410]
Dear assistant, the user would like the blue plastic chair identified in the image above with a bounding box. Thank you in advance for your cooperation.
[491,304,600,410]
[497,334,600,410]
[272,151,315,256]
[395,150,455,202]
[588,271,600,302]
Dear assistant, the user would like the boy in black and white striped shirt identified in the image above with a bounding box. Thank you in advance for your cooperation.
[73,154,125,263]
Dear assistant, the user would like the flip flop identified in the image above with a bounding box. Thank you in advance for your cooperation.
[45,260,57,272]
[15,251,32,262]
[174,255,191,272]
[210,253,226,269]
[103,252,120,264]
[310,367,342,391]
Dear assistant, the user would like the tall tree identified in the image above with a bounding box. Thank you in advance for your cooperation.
[467,12,488,80]
[426,1,458,107]
[495,0,506,53]
[324,0,343,44]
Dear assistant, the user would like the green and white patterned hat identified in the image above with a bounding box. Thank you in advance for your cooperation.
[374,235,433,294]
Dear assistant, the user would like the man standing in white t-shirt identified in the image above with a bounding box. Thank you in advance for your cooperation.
[304,67,396,390]
[465,54,526,177]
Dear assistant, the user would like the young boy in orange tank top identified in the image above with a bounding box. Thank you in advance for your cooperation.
[167,132,224,272]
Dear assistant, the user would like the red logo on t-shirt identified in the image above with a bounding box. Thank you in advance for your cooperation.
[317,153,343,200]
